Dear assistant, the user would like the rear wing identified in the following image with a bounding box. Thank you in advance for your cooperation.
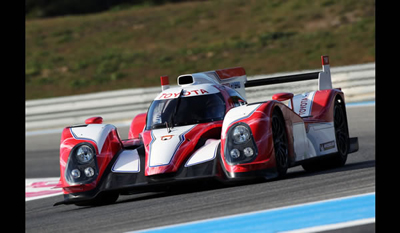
[159,55,332,101]
[245,55,332,90]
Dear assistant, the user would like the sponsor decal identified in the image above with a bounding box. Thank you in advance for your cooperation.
[320,140,335,151]
[158,89,210,99]
[223,81,241,89]
[161,135,173,141]
[293,91,316,117]
[298,97,309,116]
[149,125,196,167]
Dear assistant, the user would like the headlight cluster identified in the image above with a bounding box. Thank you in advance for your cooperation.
[225,123,258,165]
[232,125,250,144]
[76,145,94,164]
[65,143,98,185]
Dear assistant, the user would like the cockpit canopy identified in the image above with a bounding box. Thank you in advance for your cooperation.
[146,91,226,130]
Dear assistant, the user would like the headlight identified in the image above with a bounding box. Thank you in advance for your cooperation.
[230,149,241,159]
[232,125,250,144]
[243,147,254,157]
[71,169,81,178]
[84,167,95,177]
[225,123,258,165]
[65,143,98,185]
[76,145,94,164]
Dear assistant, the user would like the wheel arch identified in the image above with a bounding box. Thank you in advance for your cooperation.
[334,93,348,125]
[308,88,345,122]
[128,113,147,139]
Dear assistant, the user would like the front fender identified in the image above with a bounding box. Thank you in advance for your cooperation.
[128,113,147,139]
[221,102,278,177]
[59,124,123,194]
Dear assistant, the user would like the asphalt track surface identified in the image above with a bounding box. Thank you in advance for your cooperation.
[25,104,375,233]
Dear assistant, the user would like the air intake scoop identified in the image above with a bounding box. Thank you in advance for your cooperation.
[176,67,247,99]
[177,75,194,85]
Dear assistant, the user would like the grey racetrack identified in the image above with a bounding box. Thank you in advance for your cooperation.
[25,104,375,233]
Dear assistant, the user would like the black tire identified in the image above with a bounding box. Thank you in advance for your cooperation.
[302,97,349,172]
[331,97,349,166]
[271,108,289,178]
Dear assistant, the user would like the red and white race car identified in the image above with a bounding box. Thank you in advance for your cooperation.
[55,56,358,206]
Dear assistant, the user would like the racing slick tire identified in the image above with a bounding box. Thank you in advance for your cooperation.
[302,96,349,172]
[271,108,289,178]
[330,96,350,166]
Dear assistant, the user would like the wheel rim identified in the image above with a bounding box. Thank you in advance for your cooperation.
[334,103,348,156]
[272,114,288,169]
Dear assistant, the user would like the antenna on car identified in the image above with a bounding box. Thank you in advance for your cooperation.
[165,122,171,133]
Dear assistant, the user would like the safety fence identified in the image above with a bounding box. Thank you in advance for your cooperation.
[26,63,374,131]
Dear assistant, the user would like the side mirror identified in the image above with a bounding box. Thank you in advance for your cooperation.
[272,92,294,110]
[238,99,247,106]
[85,116,103,124]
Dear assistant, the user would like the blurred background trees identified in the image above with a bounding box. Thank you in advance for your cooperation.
[26,0,199,18]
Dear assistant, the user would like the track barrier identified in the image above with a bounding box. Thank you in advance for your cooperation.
[26,63,374,131]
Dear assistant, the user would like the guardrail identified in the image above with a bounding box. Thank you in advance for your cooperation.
[26,63,375,131]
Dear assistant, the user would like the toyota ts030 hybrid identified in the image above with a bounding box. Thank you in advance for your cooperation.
[54,56,358,206]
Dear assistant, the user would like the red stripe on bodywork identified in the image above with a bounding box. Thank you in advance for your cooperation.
[216,67,246,80]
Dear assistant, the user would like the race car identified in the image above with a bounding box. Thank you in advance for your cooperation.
[54,55,358,206]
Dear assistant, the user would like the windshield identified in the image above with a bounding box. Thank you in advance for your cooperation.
[146,93,226,130]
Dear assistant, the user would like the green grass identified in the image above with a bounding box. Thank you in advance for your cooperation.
[26,0,375,99]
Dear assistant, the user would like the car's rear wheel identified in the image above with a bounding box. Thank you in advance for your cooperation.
[331,97,349,166]
[271,108,289,178]
[302,96,349,172]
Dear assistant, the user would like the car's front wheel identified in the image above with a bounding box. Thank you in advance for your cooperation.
[271,108,289,178]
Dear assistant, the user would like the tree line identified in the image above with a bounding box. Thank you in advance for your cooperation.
[26,0,201,18]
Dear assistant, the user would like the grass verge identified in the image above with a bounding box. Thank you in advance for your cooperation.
[26,0,375,99]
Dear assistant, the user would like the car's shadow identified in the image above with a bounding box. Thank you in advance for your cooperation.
[285,159,375,180]
[64,159,374,210]
[110,159,375,206]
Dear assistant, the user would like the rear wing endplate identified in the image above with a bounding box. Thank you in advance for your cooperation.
[245,55,332,90]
